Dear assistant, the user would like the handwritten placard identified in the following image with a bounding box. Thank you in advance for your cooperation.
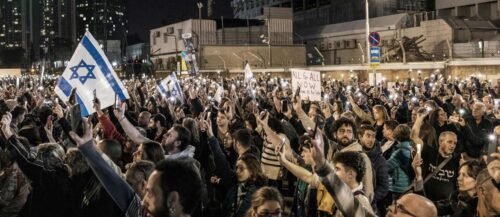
[291,69,321,101]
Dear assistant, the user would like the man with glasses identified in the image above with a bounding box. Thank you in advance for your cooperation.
[386,193,437,217]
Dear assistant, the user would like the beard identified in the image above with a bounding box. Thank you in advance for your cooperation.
[148,205,170,217]
[337,137,353,147]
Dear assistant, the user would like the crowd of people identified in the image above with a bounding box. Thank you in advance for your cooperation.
[0,72,498,217]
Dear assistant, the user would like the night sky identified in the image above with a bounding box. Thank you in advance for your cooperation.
[127,0,233,43]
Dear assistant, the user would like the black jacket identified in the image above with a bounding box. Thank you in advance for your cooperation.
[7,136,74,217]
[223,183,259,217]
[365,143,389,206]
[463,116,494,158]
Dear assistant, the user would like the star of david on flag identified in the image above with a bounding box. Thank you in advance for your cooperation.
[157,72,184,104]
[70,60,96,84]
[55,31,129,117]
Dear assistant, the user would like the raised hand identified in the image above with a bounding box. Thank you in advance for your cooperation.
[1,112,13,139]
[69,118,93,147]
[311,129,325,170]
[113,101,126,120]
[93,98,104,117]
[203,119,214,138]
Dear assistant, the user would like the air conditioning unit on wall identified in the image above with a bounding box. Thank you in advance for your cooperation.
[166,27,174,34]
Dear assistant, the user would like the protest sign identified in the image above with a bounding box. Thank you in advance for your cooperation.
[291,69,321,101]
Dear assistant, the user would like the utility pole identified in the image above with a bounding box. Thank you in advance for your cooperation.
[365,0,375,86]
[197,2,203,45]
[268,7,272,67]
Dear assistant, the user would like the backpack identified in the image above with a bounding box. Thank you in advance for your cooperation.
[396,145,415,181]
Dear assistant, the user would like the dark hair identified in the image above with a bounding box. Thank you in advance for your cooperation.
[429,108,445,127]
[358,125,376,137]
[384,120,399,131]
[173,125,191,151]
[18,125,42,145]
[152,114,168,128]
[331,117,357,138]
[244,114,257,130]
[333,151,366,183]
[141,141,165,164]
[182,118,200,144]
[98,139,122,163]
[126,160,155,182]
[65,148,90,177]
[233,129,253,149]
[238,154,267,186]
[459,160,485,181]
[393,124,412,142]
[298,134,313,152]
[11,105,27,120]
[155,158,203,215]
[267,116,284,134]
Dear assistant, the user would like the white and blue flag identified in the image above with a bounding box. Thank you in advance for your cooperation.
[244,62,253,84]
[157,72,184,104]
[55,31,129,117]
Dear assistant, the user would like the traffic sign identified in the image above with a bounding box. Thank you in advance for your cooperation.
[369,32,380,47]
[370,46,381,67]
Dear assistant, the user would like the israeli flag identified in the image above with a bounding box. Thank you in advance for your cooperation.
[55,31,129,117]
[157,72,184,104]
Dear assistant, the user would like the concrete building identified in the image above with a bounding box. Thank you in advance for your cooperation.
[230,0,432,28]
[150,7,305,72]
[436,0,500,20]
[297,11,500,66]
[231,0,292,19]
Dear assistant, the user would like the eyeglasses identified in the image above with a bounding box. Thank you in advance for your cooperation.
[257,210,282,217]
[386,200,417,217]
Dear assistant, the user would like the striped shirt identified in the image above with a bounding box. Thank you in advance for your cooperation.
[260,132,288,180]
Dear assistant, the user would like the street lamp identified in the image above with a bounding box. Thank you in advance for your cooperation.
[197,2,203,45]
[261,34,271,67]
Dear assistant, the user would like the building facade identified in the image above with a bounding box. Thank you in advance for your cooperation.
[150,7,304,72]
[231,0,432,28]
[0,0,23,48]
[436,0,500,20]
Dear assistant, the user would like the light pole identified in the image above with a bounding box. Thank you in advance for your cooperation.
[365,0,370,65]
[261,8,272,67]
[260,34,271,68]
[365,0,375,85]
[197,2,203,45]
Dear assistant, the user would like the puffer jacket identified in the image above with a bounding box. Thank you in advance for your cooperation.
[386,141,412,193]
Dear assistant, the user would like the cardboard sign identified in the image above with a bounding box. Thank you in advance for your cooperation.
[291,69,321,101]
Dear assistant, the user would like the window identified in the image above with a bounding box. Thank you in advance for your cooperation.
[164,33,168,43]
[177,29,183,39]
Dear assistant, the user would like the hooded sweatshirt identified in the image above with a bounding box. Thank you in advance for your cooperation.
[326,140,374,201]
